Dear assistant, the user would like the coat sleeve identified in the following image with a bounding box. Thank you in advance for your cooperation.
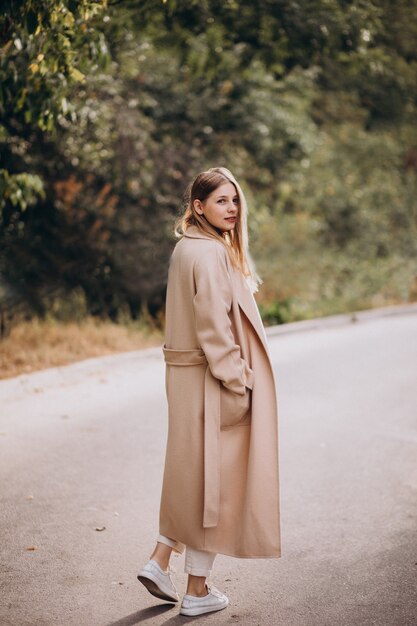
[192,244,254,395]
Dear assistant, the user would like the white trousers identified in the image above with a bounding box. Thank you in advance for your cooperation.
[157,534,217,578]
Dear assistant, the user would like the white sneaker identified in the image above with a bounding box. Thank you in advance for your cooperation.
[137,559,179,603]
[180,585,229,616]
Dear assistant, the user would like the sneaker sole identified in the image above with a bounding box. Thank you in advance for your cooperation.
[137,572,179,603]
[179,598,229,616]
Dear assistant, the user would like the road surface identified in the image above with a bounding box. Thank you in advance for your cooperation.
[1,307,416,625]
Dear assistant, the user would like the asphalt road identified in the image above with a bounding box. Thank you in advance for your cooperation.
[1,307,416,626]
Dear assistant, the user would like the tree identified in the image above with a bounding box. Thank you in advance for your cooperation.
[1,0,416,323]
[0,0,109,210]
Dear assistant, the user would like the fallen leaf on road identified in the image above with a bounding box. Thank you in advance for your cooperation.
[26,495,34,500]
[26,546,38,551]
[95,526,106,532]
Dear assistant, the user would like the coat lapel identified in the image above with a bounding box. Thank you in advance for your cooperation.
[232,269,270,357]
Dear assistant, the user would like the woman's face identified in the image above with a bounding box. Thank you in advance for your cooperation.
[194,182,239,232]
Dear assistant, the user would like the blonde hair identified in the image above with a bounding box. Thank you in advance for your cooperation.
[175,167,262,293]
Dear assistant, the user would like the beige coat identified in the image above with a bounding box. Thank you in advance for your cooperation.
[159,225,281,558]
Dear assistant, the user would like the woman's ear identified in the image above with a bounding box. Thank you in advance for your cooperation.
[193,199,204,215]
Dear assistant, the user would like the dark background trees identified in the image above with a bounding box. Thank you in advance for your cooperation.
[1,0,416,326]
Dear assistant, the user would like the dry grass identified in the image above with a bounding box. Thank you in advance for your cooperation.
[0,318,164,380]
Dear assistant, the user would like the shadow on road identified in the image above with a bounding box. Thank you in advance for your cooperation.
[161,615,212,625]
[106,604,220,626]
[106,604,175,625]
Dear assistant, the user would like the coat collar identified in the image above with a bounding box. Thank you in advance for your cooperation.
[183,225,216,240]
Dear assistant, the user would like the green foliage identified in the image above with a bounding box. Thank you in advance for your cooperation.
[0,0,109,131]
[0,0,109,216]
[1,0,417,324]
[0,169,44,210]
[258,299,293,326]
[250,117,417,321]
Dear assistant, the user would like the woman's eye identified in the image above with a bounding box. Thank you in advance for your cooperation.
[233,198,239,205]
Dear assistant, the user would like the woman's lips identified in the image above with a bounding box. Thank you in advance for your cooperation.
[225,217,236,222]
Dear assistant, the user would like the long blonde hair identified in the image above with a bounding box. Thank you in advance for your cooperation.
[175,167,262,293]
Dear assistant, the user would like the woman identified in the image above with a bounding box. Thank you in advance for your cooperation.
[138,167,281,617]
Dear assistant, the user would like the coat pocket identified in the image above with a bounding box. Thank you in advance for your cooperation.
[219,385,251,428]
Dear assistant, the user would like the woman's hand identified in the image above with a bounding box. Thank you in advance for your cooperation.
[219,384,252,428]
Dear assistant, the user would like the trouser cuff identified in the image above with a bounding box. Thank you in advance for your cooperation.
[157,533,185,554]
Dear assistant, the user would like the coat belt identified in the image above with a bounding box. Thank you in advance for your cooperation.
[162,346,221,528]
